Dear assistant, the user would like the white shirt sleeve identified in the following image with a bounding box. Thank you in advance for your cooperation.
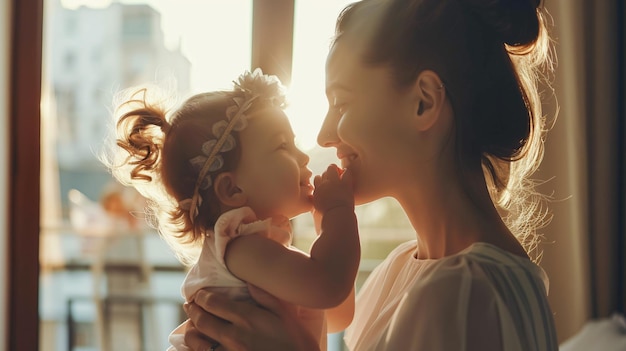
[382,264,511,351]
[345,242,553,351]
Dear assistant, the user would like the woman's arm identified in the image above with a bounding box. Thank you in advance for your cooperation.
[225,166,360,309]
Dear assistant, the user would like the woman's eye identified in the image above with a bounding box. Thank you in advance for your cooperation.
[333,97,346,115]
[334,102,346,115]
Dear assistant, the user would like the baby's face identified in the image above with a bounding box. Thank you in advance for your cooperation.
[233,107,314,219]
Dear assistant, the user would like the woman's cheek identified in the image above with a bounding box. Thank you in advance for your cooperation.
[336,117,351,142]
[337,109,366,142]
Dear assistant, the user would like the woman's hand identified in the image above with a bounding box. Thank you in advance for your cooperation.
[184,285,323,351]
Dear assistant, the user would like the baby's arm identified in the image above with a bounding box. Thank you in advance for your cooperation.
[224,165,360,310]
[312,195,356,333]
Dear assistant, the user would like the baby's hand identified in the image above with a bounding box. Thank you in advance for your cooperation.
[312,164,354,214]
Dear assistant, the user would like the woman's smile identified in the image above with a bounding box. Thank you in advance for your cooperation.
[337,151,358,169]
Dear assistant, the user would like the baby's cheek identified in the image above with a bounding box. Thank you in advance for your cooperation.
[266,177,295,199]
[275,168,300,188]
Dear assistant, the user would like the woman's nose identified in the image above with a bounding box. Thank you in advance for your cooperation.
[317,111,338,148]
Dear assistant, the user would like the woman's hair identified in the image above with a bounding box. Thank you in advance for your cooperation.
[335,0,555,259]
[101,71,287,265]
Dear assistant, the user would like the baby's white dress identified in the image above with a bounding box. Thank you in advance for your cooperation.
[167,207,292,351]
[344,241,558,351]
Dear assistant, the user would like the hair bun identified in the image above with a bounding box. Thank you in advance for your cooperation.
[462,0,541,46]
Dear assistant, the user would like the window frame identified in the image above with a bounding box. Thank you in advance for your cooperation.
[8,0,295,349]
[8,0,43,349]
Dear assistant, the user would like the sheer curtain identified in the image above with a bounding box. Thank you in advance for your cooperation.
[538,0,625,342]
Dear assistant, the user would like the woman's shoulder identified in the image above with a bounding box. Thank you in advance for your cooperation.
[413,242,550,298]
[388,239,419,257]
[428,242,546,278]
[373,240,419,271]
[372,240,549,298]
[385,243,556,351]
[383,240,540,272]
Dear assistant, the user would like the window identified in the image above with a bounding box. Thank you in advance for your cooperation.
[122,12,152,40]
[63,52,75,70]
[40,1,252,350]
[39,1,413,350]
[65,14,77,36]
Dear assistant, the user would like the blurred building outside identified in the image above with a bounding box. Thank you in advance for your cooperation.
[40,1,191,350]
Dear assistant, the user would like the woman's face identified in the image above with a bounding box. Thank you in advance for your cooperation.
[234,107,314,219]
[318,43,421,205]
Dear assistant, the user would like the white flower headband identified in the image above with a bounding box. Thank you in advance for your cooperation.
[179,68,286,223]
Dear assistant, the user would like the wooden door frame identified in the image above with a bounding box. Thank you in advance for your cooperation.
[8,0,43,350]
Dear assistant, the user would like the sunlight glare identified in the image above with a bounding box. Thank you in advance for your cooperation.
[287,1,354,151]
[60,0,353,152]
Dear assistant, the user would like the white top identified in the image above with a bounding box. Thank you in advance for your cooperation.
[168,207,292,351]
[344,240,558,351]
[180,206,292,302]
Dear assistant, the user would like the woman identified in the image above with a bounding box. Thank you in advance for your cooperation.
[184,0,558,349]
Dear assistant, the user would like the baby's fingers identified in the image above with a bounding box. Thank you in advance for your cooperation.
[319,164,341,183]
[340,167,353,186]
[313,174,322,188]
[315,165,336,185]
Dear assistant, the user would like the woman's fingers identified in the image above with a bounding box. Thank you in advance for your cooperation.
[186,302,230,341]
[248,285,323,351]
[185,289,320,351]
[192,290,250,327]
[186,302,251,351]
[184,322,218,351]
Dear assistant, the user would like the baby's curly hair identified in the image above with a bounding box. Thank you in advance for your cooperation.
[101,70,287,265]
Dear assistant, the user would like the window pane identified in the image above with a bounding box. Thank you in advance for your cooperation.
[40,1,251,350]
[288,1,353,151]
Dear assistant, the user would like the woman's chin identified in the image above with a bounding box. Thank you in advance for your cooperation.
[352,187,380,206]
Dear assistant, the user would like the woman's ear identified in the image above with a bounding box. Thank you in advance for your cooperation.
[213,172,247,207]
[412,70,446,132]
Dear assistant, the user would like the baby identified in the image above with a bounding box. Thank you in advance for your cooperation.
[103,69,360,350]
